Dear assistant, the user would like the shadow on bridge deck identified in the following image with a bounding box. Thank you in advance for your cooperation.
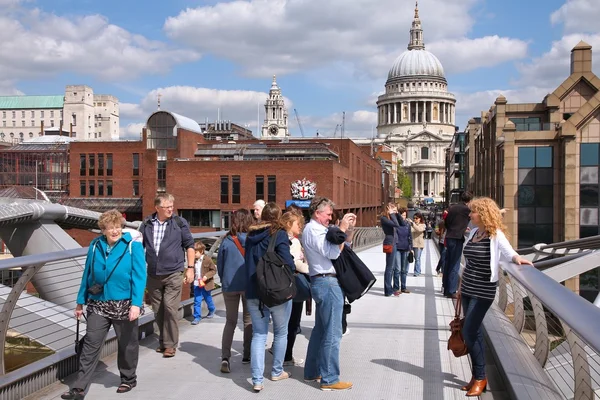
[27,241,489,400]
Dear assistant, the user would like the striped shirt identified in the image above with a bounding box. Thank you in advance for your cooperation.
[152,217,168,256]
[461,237,496,301]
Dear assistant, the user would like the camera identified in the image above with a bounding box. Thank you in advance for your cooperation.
[87,284,103,295]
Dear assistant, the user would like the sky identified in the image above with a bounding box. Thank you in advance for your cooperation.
[1,0,599,139]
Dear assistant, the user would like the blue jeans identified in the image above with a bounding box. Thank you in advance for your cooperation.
[393,251,409,291]
[193,286,215,319]
[436,243,446,273]
[384,251,398,296]
[304,276,344,385]
[413,247,423,275]
[247,299,292,384]
[443,238,464,296]
[461,294,494,379]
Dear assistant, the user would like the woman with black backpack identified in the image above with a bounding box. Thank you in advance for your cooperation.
[244,202,296,392]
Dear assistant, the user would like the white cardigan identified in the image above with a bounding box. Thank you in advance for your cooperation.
[462,228,518,283]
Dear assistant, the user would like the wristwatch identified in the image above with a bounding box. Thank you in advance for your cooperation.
[187,265,195,269]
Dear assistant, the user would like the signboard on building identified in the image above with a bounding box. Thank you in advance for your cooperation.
[285,199,311,209]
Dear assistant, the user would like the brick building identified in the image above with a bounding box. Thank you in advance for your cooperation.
[66,110,384,229]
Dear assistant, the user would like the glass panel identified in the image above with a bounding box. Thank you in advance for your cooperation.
[518,169,535,185]
[106,154,113,176]
[106,181,113,196]
[581,143,599,166]
[220,176,229,203]
[535,169,553,185]
[98,181,104,196]
[581,184,599,207]
[133,180,139,196]
[518,224,536,248]
[535,147,552,168]
[535,207,553,224]
[256,175,264,200]
[518,185,535,206]
[88,181,95,196]
[98,154,104,176]
[232,176,240,204]
[535,186,553,207]
[535,225,553,244]
[518,148,535,168]
[88,154,95,176]
[79,154,86,176]
[580,208,599,226]
[133,153,139,176]
[267,175,276,203]
[518,207,535,224]
[580,226,599,239]
[80,180,85,196]
[581,166,598,184]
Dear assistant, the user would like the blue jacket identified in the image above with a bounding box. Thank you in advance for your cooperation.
[77,232,147,307]
[381,213,400,246]
[395,222,413,251]
[141,214,195,275]
[244,224,295,300]
[217,233,247,292]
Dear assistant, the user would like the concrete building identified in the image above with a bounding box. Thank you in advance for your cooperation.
[261,76,289,139]
[353,2,455,203]
[0,85,119,143]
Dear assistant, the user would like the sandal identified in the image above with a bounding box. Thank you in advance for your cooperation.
[116,382,137,394]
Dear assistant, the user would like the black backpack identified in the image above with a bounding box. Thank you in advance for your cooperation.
[256,231,296,313]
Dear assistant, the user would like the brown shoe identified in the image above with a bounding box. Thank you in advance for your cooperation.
[156,347,165,353]
[321,381,353,391]
[163,348,176,358]
[466,378,487,397]
[401,289,410,294]
[461,376,475,391]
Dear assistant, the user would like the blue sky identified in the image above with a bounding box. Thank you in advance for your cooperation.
[1,0,599,138]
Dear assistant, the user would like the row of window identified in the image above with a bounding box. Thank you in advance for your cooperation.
[79,180,140,197]
[580,143,600,238]
[2,120,57,128]
[79,153,139,177]
[2,110,61,119]
[220,175,276,204]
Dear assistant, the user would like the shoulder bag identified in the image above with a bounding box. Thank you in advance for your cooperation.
[231,236,245,257]
[447,293,468,357]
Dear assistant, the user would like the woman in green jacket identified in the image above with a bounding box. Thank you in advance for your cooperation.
[62,210,146,400]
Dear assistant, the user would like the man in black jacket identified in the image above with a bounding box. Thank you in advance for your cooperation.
[442,191,472,298]
[141,193,195,358]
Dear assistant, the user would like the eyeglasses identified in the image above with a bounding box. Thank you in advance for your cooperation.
[158,205,174,210]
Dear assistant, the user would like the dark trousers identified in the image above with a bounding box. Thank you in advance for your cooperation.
[383,251,396,296]
[461,294,493,379]
[222,291,252,360]
[73,312,139,391]
[147,271,183,349]
[285,301,304,361]
[436,243,446,273]
[443,238,463,296]
[342,305,348,334]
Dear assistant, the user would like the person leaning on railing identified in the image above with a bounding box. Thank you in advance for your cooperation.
[458,197,532,397]
[62,210,146,400]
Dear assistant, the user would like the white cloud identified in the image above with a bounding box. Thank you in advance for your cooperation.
[551,0,600,34]
[164,0,525,78]
[0,6,199,82]
[516,34,600,88]
[120,123,144,139]
[120,103,145,120]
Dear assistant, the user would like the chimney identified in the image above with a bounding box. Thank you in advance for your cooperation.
[571,40,592,75]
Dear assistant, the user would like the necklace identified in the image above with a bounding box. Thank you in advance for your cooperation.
[474,229,488,240]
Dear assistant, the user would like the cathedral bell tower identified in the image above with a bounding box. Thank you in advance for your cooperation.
[261,75,289,139]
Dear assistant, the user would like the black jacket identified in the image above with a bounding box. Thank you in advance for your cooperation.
[141,214,195,275]
[380,213,400,246]
[445,203,471,239]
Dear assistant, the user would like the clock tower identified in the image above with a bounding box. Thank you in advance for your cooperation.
[261,75,289,139]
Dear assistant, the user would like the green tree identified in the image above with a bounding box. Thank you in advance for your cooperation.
[397,161,412,198]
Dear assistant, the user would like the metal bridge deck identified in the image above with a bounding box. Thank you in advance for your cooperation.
[27,241,495,400]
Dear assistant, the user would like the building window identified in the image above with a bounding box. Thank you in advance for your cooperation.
[79,154,86,176]
[2,111,5,118]
[157,160,166,192]
[88,154,95,176]
[40,111,44,118]
[106,154,113,176]
[50,120,54,127]
[132,153,139,176]
[11,111,15,118]
[179,209,221,227]
[80,180,86,196]
[232,175,241,204]
[221,211,233,230]
[88,180,95,196]
[267,175,276,203]
[580,143,600,237]
[50,110,54,118]
[2,122,5,127]
[98,180,104,196]
[31,111,34,118]
[106,180,113,196]
[221,176,229,203]
[21,121,25,127]
[256,175,265,200]
[517,146,553,248]
[31,120,34,127]
[98,154,104,176]
[421,147,429,160]
[133,180,140,196]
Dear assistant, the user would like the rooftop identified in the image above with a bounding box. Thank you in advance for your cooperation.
[0,95,64,110]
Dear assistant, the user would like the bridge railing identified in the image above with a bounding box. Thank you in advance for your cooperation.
[0,226,383,400]
[493,257,600,400]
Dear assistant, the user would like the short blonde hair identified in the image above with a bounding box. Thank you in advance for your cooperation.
[194,241,206,253]
[98,209,125,230]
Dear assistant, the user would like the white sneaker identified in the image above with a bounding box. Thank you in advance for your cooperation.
[343,328,350,337]
[283,357,304,366]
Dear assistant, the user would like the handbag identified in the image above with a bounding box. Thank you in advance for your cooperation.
[447,293,468,357]
[407,251,414,264]
[383,244,393,254]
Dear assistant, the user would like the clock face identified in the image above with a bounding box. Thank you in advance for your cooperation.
[269,125,279,135]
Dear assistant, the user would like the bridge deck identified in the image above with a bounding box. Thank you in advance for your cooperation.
[27,241,496,400]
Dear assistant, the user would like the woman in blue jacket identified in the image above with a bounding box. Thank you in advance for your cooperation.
[244,202,295,392]
[217,208,254,373]
[394,208,412,296]
[62,210,146,400]
[380,203,400,296]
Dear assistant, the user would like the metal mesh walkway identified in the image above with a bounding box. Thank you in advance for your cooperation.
[27,241,476,400]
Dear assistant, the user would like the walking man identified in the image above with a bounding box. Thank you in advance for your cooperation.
[442,191,472,298]
[302,197,355,391]
[141,193,195,358]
